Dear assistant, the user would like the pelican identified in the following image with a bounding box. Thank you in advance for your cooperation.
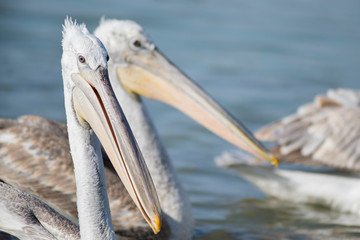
[216,88,360,216]
[0,18,277,240]
[0,18,161,239]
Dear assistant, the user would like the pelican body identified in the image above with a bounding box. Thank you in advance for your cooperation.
[216,88,360,217]
[0,18,161,239]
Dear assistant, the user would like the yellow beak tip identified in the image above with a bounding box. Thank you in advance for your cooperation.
[151,214,162,234]
[269,153,279,167]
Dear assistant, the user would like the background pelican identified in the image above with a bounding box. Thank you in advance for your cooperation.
[94,18,278,239]
[216,88,360,217]
[0,18,161,239]
[0,18,276,240]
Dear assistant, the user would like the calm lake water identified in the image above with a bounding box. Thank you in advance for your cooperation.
[1,0,360,239]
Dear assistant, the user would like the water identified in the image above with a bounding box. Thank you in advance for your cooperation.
[1,0,360,239]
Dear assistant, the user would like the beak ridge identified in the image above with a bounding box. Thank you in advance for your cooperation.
[71,66,162,234]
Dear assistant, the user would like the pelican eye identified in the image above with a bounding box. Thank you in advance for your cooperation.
[78,55,86,64]
[106,55,110,62]
[133,40,142,48]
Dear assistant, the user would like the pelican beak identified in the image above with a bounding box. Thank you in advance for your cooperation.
[71,66,162,234]
[116,49,278,166]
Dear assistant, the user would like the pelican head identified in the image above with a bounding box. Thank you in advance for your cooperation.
[94,18,277,166]
[61,18,161,234]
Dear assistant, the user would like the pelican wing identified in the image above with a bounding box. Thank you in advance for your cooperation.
[256,89,360,171]
[0,181,80,239]
[0,116,152,237]
[0,116,78,220]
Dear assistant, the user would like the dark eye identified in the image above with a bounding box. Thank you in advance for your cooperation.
[106,55,110,62]
[78,55,86,64]
[133,40,142,48]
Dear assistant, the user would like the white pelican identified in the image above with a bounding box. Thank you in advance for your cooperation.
[0,18,277,240]
[0,18,162,239]
[216,88,360,217]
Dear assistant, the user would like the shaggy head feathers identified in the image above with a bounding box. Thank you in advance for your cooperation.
[62,17,108,71]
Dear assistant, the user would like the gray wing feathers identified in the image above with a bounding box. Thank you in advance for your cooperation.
[0,116,78,220]
[0,182,80,240]
[0,116,152,238]
[256,89,360,171]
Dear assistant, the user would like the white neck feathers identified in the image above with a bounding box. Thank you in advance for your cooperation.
[62,70,115,240]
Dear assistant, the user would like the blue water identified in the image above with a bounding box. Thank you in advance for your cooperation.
[1,0,360,239]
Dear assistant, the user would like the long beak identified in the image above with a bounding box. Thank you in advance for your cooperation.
[116,49,278,166]
[71,66,162,234]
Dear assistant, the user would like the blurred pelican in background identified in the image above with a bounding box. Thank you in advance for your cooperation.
[217,88,360,217]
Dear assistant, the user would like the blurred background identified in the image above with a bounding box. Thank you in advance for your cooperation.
[1,0,360,239]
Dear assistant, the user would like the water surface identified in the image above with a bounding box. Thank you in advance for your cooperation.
[1,0,360,239]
